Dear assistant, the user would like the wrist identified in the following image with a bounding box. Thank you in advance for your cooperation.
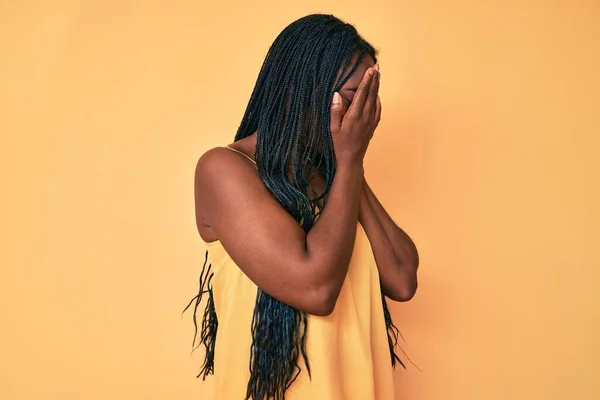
[336,157,364,177]
[358,180,368,221]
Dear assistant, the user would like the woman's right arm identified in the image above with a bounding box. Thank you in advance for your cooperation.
[195,67,380,316]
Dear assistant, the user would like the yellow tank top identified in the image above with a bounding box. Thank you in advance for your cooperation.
[203,147,396,399]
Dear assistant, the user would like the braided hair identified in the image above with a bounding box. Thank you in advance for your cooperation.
[185,14,404,400]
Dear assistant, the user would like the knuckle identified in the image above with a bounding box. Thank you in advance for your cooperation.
[360,84,370,96]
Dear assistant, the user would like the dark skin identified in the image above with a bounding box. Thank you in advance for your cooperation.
[194,57,418,316]
[333,57,419,302]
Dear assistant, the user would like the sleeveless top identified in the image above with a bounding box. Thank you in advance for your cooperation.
[204,146,396,399]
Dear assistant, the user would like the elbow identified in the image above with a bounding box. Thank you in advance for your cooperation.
[308,302,336,317]
[304,283,341,317]
[396,281,418,302]
[387,276,418,302]
[394,257,419,302]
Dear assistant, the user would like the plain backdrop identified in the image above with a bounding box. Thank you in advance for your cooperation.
[1,1,599,399]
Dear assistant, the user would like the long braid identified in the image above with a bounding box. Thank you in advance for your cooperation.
[187,14,405,399]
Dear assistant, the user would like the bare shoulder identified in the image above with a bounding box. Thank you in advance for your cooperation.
[194,146,265,224]
[195,147,258,188]
[194,144,302,252]
[196,146,244,175]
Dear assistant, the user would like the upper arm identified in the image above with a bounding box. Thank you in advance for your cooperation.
[194,148,327,314]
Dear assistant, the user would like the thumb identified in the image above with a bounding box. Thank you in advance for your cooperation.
[330,92,345,134]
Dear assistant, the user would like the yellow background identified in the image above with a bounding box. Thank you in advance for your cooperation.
[1,1,598,399]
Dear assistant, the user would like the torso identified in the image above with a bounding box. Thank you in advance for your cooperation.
[195,139,397,399]
[205,223,396,400]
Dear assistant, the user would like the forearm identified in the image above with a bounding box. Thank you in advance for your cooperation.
[358,186,403,296]
[306,161,364,290]
[360,179,419,301]
[363,180,419,266]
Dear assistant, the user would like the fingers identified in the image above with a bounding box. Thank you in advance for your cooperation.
[375,95,381,124]
[330,92,343,134]
[366,68,380,115]
[347,67,375,114]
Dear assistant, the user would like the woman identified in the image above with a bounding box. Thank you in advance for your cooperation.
[185,14,419,400]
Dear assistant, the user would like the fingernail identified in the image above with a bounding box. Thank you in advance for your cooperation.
[374,64,380,72]
[369,67,375,76]
[332,92,341,105]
